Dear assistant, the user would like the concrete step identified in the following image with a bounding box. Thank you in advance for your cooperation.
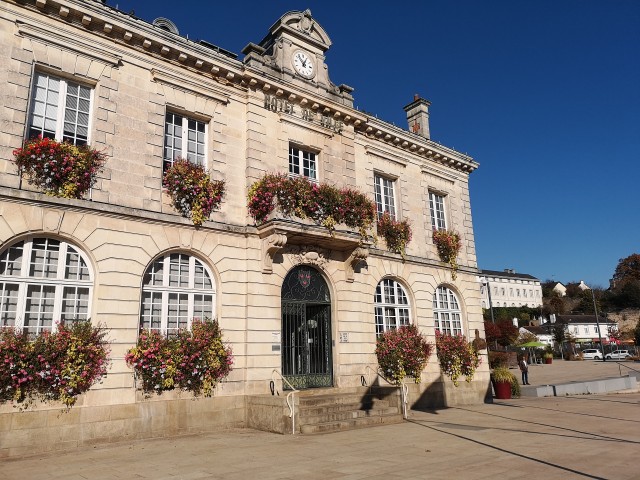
[300,400,393,417]
[298,391,398,408]
[299,411,404,434]
[300,406,400,425]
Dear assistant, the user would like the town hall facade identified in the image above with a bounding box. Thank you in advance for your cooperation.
[0,0,487,456]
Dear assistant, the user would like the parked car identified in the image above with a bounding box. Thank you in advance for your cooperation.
[581,349,603,360]
[605,350,632,360]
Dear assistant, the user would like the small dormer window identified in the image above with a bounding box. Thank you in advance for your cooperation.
[152,17,179,35]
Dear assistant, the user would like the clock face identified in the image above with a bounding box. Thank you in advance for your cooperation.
[292,50,315,78]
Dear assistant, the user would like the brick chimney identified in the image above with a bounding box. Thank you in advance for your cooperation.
[403,94,431,139]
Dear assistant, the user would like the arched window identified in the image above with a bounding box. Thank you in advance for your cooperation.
[140,253,214,334]
[374,278,410,336]
[0,237,92,334]
[433,286,462,335]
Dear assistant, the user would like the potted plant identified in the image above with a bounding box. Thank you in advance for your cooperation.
[435,331,481,387]
[432,229,462,279]
[491,366,520,399]
[375,324,433,385]
[163,158,226,226]
[543,352,553,364]
[12,136,107,199]
[376,211,412,259]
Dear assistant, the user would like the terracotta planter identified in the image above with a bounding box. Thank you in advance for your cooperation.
[545,357,552,364]
[493,380,512,399]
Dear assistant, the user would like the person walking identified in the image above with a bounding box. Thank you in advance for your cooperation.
[519,355,530,385]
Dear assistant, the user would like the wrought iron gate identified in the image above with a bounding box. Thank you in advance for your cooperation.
[281,266,332,389]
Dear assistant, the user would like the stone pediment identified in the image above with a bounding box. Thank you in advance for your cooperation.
[263,9,332,53]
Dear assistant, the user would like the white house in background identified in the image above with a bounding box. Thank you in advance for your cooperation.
[478,269,543,309]
[552,282,567,297]
[519,325,554,347]
[543,314,618,345]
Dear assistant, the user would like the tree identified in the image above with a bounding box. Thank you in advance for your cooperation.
[551,321,569,346]
[613,253,640,289]
[635,318,640,346]
[549,296,566,314]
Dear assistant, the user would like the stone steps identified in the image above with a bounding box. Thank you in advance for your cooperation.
[296,387,404,434]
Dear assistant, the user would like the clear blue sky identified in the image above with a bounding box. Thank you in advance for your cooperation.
[113,0,639,288]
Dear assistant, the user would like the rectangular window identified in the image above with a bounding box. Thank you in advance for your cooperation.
[429,192,447,231]
[164,112,206,172]
[28,72,92,145]
[374,174,396,218]
[288,145,317,180]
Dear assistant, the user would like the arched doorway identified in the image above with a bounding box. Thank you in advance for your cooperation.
[281,265,332,389]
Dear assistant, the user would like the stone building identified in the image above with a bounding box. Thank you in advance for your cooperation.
[478,269,543,309]
[0,0,487,456]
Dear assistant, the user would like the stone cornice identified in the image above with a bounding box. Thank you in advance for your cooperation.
[8,0,479,175]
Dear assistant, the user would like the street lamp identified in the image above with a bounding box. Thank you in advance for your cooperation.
[480,276,495,324]
[584,283,606,362]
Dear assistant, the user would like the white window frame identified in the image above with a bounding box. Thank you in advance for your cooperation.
[288,144,317,181]
[374,278,410,337]
[164,112,207,172]
[433,286,463,336]
[429,191,447,231]
[140,253,215,335]
[374,174,396,218]
[0,237,93,335]
[27,72,94,145]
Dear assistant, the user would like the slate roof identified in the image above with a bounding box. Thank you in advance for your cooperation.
[479,269,539,281]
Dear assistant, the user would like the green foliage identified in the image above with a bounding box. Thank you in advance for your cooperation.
[125,318,233,397]
[375,325,433,386]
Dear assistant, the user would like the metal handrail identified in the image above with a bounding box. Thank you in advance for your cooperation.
[361,365,409,419]
[614,361,640,377]
[271,369,298,435]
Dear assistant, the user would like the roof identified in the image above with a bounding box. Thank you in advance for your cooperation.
[522,326,550,335]
[479,269,540,281]
[554,315,615,325]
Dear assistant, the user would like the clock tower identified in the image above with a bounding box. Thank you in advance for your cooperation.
[242,9,354,107]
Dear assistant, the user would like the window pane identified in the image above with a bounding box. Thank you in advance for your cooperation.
[29,73,60,139]
[0,242,24,276]
[164,112,183,169]
[374,279,411,336]
[61,286,90,321]
[167,293,188,332]
[24,284,56,334]
[168,254,189,287]
[429,192,446,231]
[0,283,19,327]
[29,238,60,279]
[65,246,90,281]
[433,286,463,335]
[289,146,300,175]
[140,291,162,331]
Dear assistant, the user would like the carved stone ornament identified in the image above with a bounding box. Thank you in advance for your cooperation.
[298,9,314,34]
[345,246,369,283]
[288,246,330,270]
[262,232,288,273]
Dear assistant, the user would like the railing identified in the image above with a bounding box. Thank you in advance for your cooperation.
[614,361,640,377]
[270,369,298,435]
[361,365,409,419]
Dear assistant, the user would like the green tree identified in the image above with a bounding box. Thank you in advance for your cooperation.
[613,253,640,289]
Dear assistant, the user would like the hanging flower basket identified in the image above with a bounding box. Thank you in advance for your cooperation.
[375,324,433,386]
[12,136,107,199]
[376,211,412,259]
[125,318,233,397]
[435,331,481,387]
[163,158,226,227]
[432,229,462,279]
[247,173,376,239]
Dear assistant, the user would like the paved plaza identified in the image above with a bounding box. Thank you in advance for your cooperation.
[2,361,639,480]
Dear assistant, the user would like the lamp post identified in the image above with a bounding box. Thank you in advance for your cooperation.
[585,283,606,362]
[480,277,495,324]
